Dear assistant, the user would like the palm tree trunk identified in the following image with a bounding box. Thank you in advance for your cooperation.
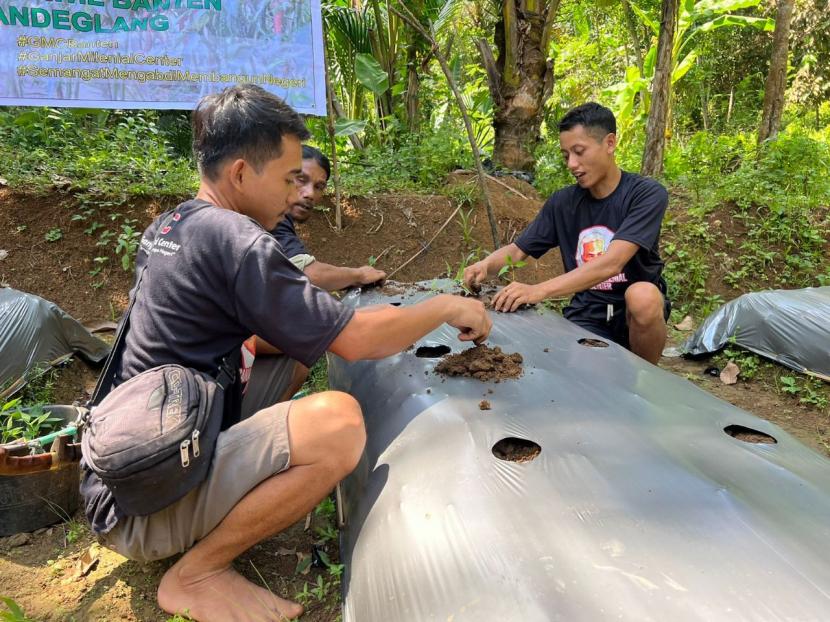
[758,0,795,144]
[641,0,679,178]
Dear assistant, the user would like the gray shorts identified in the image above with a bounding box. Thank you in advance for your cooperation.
[240,354,298,421]
[102,400,293,563]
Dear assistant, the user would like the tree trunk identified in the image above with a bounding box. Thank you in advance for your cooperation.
[481,1,559,171]
[641,0,679,178]
[758,0,795,144]
[404,46,420,133]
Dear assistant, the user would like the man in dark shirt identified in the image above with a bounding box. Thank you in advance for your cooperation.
[242,145,388,418]
[464,102,669,364]
[82,84,491,622]
[271,145,386,289]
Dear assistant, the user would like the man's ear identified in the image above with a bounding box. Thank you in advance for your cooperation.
[227,158,247,192]
[605,132,618,155]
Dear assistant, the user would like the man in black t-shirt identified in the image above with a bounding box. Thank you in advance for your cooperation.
[243,146,388,417]
[81,84,491,622]
[464,103,669,364]
[271,145,386,289]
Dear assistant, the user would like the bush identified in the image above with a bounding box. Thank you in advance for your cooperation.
[0,107,196,198]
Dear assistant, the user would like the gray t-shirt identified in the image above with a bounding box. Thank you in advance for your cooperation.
[81,199,354,535]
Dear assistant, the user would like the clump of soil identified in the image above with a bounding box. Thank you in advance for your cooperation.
[479,400,491,410]
[492,437,542,463]
[435,345,523,381]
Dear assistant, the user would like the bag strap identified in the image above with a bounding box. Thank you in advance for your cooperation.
[88,251,151,407]
[88,209,243,408]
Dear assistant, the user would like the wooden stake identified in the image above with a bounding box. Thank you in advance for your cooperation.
[323,36,343,232]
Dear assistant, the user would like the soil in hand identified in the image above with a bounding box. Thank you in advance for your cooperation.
[435,345,523,381]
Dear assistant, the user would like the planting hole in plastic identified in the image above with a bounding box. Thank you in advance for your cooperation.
[492,437,542,463]
[415,345,451,358]
[578,338,609,348]
[724,425,777,445]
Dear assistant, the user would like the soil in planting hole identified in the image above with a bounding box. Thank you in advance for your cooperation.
[435,345,523,381]
[416,344,452,358]
[578,337,609,348]
[724,424,777,444]
[492,437,541,463]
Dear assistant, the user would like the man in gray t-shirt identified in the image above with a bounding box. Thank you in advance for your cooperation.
[81,84,491,622]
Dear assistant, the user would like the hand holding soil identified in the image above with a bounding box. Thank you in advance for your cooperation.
[446,296,492,344]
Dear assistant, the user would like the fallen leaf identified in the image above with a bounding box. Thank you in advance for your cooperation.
[674,315,695,331]
[73,544,100,578]
[276,547,296,556]
[295,552,312,575]
[720,361,740,385]
[0,249,8,261]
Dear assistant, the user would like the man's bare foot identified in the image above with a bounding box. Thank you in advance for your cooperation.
[158,562,303,622]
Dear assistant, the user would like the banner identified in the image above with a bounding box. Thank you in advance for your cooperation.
[0,0,326,115]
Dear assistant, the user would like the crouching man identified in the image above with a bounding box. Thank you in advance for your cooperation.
[464,103,669,364]
[80,84,491,622]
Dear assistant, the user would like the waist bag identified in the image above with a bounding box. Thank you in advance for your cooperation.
[82,359,236,516]
[81,209,240,516]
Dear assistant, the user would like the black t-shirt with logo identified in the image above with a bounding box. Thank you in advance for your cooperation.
[82,199,354,535]
[514,171,668,309]
[270,214,308,259]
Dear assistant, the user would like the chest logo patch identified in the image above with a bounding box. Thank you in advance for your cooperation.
[575,225,628,291]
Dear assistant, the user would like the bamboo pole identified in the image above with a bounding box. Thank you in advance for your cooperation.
[323,36,342,232]
[391,3,501,249]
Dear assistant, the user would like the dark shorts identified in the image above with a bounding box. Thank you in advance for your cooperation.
[563,281,671,349]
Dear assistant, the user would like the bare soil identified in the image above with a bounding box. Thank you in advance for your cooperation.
[435,345,523,381]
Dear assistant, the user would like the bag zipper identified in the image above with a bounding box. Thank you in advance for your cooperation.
[180,439,191,467]
[192,430,201,458]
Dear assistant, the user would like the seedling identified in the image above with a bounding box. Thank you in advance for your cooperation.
[1,399,64,444]
[44,228,62,242]
[498,255,527,282]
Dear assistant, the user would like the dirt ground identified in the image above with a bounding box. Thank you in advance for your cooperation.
[1,180,828,621]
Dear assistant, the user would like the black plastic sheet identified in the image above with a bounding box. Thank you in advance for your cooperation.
[683,287,830,379]
[0,288,109,395]
[329,280,830,621]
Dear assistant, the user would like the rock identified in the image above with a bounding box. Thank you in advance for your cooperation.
[8,532,32,548]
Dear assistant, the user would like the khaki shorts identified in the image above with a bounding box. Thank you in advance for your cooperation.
[102,401,293,563]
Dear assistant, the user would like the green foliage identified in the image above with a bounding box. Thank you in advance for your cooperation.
[339,127,471,195]
[778,375,829,409]
[0,597,36,622]
[661,127,830,313]
[498,255,527,282]
[44,228,62,242]
[717,338,762,380]
[1,399,64,444]
[0,107,196,198]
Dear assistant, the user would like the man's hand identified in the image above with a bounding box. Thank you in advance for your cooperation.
[446,296,492,344]
[462,261,489,290]
[355,265,387,285]
[492,281,546,312]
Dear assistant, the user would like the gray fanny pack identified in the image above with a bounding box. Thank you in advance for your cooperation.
[82,210,240,516]
[82,360,235,516]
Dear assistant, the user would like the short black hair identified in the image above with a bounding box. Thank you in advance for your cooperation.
[302,145,331,180]
[192,83,310,180]
[558,103,616,140]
